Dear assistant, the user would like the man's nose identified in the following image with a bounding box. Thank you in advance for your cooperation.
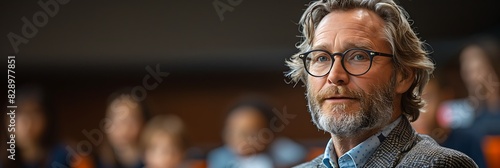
[326,57,349,85]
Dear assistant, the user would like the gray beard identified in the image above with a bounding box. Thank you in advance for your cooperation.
[306,78,396,137]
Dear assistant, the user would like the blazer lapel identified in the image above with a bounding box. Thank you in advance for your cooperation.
[363,117,418,167]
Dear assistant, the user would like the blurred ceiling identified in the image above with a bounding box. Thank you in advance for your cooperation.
[1,0,499,74]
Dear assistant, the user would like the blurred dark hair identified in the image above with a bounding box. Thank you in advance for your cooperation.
[17,84,59,146]
[100,87,151,167]
[105,87,151,121]
[1,84,58,167]
[225,96,275,127]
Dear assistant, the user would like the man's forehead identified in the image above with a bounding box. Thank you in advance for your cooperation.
[313,39,376,51]
[312,8,387,50]
[318,8,385,27]
[315,8,385,36]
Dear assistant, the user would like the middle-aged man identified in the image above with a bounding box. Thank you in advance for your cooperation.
[286,0,478,167]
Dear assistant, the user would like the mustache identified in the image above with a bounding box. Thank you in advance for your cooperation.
[316,86,362,102]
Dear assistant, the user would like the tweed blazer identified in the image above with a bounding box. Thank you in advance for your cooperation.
[294,117,478,168]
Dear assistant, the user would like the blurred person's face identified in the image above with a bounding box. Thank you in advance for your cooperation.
[145,132,183,168]
[460,45,497,96]
[225,107,268,156]
[16,98,46,148]
[306,9,411,137]
[411,79,439,134]
[106,95,144,148]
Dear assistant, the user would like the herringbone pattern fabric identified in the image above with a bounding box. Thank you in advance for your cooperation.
[294,117,478,168]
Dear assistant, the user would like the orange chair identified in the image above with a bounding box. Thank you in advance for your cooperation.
[482,136,500,168]
[71,155,95,168]
[305,147,325,162]
[190,159,207,168]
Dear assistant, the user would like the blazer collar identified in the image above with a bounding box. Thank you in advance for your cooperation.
[309,117,416,168]
[363,116,417,167]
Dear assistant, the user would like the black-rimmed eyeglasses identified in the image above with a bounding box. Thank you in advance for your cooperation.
[299,48,394,77]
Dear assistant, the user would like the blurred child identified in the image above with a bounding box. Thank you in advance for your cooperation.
[142,114,188,168]
[207,98,277,168]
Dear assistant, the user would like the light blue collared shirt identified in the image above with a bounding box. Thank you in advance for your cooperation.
[322,117,401,168]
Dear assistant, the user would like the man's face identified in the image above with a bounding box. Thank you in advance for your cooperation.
[306,8,398,137]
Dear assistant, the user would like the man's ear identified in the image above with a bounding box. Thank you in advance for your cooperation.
[396,69,415,94]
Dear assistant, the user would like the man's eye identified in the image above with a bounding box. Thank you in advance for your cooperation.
[317,56,329,62]
[350,54,369,61]
[355,54,366,60]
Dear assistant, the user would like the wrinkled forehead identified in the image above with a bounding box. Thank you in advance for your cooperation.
[317,8,385,28]
[312,8,389,51]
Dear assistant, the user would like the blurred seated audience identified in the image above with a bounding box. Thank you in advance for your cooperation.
[454,36,500,168]
[415,35,500,168]
[141,114,189,168]
[97,88,149,168]
[438,36,500,131]
[411,78,486,167]
[207,97,306,168]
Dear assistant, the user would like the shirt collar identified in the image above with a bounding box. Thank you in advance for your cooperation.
[322,117,401,168]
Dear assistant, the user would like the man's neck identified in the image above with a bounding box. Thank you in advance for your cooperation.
[329,115,401,157]
[330,128,380,157]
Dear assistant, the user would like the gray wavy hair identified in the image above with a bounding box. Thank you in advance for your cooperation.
[285,0,434,121]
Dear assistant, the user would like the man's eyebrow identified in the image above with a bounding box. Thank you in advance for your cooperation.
[343,42,374,50]
[310,44,329,51]
[311,42,375,52]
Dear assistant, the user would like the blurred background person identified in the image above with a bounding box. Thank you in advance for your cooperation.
[141,114,188,168]
[411,77,486,167]
[207,98,275,168]
[439,36,500,131]
[98,88,150,168]
[455,36,500,168]
[455,36,500,132]
[421,36,500,168]
[1,85,93,168]
[207,97,306,168]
